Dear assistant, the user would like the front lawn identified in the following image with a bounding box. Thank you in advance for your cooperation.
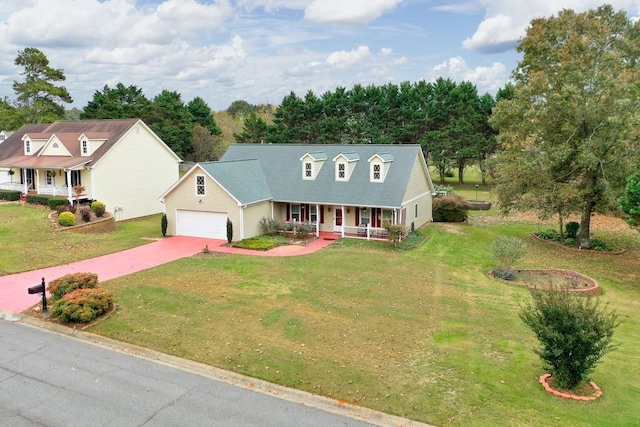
[0,204,162,275]
[91,218,640,426]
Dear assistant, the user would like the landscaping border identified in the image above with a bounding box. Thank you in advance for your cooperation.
[48,211,116,234]
[539,374,602,401]
[487,268,600,295]
[530,233,626,255]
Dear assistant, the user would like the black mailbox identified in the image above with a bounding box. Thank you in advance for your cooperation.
[28,283,45,294]
[27,277,47,312]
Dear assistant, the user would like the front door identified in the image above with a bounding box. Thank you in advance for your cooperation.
[333,208,342,232]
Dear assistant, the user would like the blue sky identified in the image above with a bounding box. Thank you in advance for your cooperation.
[0,1,638,111]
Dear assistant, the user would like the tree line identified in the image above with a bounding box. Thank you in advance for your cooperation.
[234,79,507,184]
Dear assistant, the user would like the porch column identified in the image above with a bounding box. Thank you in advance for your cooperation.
[341,205,345,238]
[315,203,320,237]
[22,169,27,195]
[66,170,72,202]
[35,170,40,194]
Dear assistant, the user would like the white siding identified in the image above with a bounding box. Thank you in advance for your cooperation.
[91,122,180,221]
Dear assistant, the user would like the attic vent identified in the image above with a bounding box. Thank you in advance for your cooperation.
[53,142,59,148]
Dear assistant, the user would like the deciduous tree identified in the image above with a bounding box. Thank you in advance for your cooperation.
[491,5,640,248]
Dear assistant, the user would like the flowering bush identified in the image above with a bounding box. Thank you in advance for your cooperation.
[48,272,98,301]
[51,287,114,323]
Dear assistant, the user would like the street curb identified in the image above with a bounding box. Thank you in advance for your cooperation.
[11,312,434,427]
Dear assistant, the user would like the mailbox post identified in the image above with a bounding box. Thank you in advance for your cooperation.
[28,277,47,312]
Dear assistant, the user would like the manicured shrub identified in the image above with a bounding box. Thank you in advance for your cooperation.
[80,206,92,222]
[491,236,527,273]
[58,211,76,227]
[51,287,114,323]
[0,190,21,201]
[55,204,71,214]
[48,197,69,210]
[432,195,470,222]
[161,213,168,236]
[520,288,620,389]
[259,217,281,235]
[48,272,99,301]
[91,200,106,217]
[295,221,313,239]
[492,268,517,281]
[26,194,49,206]
[590,238,609,251]
[537,228,561,241]
[226,217,233,243]
[565,221,580,239]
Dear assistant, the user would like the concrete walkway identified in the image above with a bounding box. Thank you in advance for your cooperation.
[0,235,337,314]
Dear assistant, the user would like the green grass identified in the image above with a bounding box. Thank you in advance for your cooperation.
[0,204,162,275]
[90,217,640,426]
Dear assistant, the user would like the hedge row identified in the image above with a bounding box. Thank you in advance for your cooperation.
[0,190,21,201]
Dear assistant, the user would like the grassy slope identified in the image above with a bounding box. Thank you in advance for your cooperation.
[93,220,640,426]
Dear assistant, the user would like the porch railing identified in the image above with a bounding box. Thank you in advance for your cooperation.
[343,225,388,239]
[38,185,71,197]
[0,182,23,192]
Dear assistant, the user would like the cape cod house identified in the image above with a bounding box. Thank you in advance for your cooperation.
[0,119,181,220]
[160,144,436,241]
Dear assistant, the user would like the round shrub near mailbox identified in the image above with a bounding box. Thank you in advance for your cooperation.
[51,287,114,323]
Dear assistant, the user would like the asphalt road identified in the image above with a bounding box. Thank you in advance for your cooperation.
[0,316,391,427]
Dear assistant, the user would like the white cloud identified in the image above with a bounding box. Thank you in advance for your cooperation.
[326,46,371,67]
[380,47,393,55]
[463,0,640,53]
[305,0,402,24]
[429,56,508,94]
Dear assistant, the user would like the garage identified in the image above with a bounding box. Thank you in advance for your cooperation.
[176,209,227,239]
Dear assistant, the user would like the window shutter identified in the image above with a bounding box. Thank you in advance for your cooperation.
[320,206,324,224]
[355,208,359,226]
[286,204,290,221]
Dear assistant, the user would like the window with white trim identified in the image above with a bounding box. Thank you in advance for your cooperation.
[45,171,55,186]
[373,163,381,181]
[195,174,206,196]
[337,162,346,180]
[25,140,31,154]
[310,205,317,223]
[304,161,312,179]
[81,140,88,155]
[291,204,300,221]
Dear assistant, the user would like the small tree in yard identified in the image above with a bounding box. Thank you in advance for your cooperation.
[491,236,527,280]
[161,213,168,236]
[226,217,233,243]
[520,289,620,389]
[384,222,406,248]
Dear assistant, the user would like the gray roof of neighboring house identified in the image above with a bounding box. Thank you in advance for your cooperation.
[199,159,273,205]
[220,144,431,208]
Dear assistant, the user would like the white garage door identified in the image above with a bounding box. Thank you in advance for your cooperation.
[176,210,227,239]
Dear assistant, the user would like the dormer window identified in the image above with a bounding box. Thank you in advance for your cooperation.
[25,139,31,154]
[368,152,394,183]
[81,140,88,155]
[300,151,326,180]
[332,152,359,182]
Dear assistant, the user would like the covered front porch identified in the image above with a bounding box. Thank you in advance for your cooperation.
[0,167,86,202]
[276,202,404,241]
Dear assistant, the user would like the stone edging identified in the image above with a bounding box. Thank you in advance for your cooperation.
[530,233,626,255]
[48,211,116,233]
[539,374,602,401]
[487,268,600,295]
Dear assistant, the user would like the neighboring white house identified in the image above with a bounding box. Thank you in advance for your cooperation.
[160,144,436,241]
[0,119,181,220]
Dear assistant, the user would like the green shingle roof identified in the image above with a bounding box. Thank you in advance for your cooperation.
[198,159,272,205]
[220,144,430,208]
